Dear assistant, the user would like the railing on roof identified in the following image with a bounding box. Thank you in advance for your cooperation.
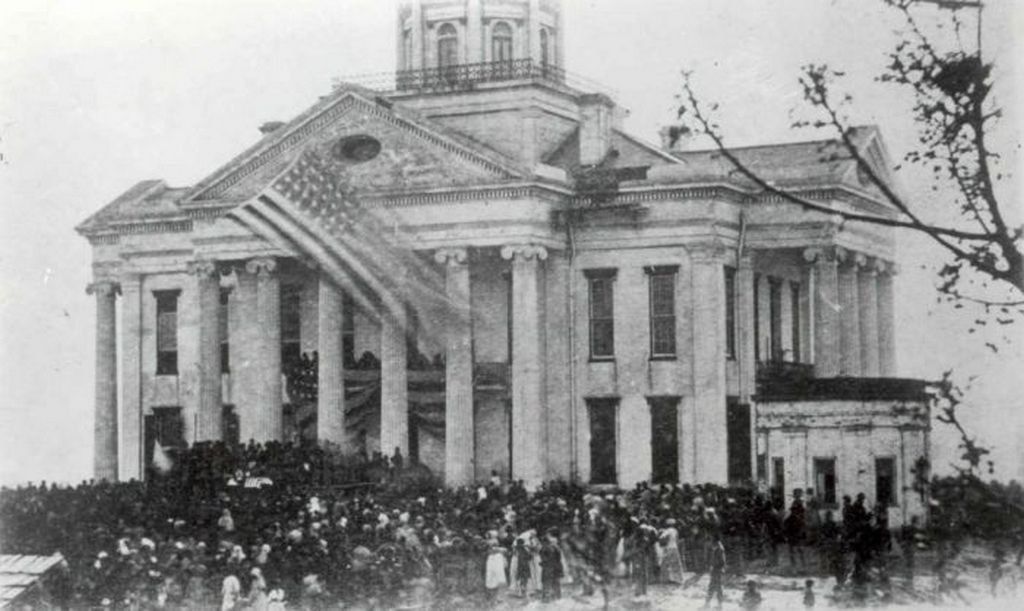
[332,59,616,98]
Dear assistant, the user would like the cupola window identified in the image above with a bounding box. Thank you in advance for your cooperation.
[492,22,513,63]
[437,23,459,69]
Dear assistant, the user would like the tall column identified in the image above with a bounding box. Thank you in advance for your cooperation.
[436,248,474,486]
[877,262,898,376]
[317,275,346,446]
[804,248,840,377]
[120,273,143,481]
[502,244,547,489]
[528,0,542,63]
[88,280,120,481]
[467,0,483,64]
[837,250,862,376]
[247,257,282,442]
[233,268,258,443]
[189,260,223,442]
[380,309,409,458]
[858,261,881,377]
[411,0,424,70]
[691,248,728,484]
[736,256,756,403]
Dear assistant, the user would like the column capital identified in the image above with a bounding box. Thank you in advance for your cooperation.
[187,259,219,278]
[245,256,278,276]
[803,246,838,264]
[875,259,900,275]
[86,280,121,297]
[500,244,548,262]
[434,247,469,266]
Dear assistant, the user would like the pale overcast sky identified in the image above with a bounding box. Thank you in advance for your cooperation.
[1,0,1021,485]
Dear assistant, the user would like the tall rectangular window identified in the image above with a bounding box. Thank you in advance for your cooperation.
[753,274,761,362]
[769,277,783,360]
[814,458,837,505]
[791,282,801,362]
[343,291,356,368]
[727,398,752,484]
[585,269,616,359]
[219,289,230,373]
[646,266,677,358]
[154,290,180,375]
[772,457,785,505]
[876,457,897,507]
[724,266,737,359]
[281,285,302,368]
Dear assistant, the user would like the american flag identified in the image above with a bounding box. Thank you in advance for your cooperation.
[228,149,468,345]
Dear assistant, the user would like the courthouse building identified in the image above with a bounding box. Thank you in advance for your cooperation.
[78,0,931,523]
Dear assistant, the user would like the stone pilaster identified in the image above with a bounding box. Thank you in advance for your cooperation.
[877,262,898,376]
[189,260,223,442]
[502,244,547,489]
[317,275,346,446]
[120,273,143,481]
[736,256,756,403]
[88,280,120,482]
[436,248,474,486]
[466,0,483,64]
[837,250,863,376]
[859,261,881,377]
[246,257,282,442]
[804,248,840,377]
[380,308,409,458]
[690,246,728,484]
[411,0,424,69]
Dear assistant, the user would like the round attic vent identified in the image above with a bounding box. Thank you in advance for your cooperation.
[332,134,382,163]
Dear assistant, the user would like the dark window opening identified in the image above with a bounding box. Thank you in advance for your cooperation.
[219,289,230,373]
[727,398,752,484]
[724,266,737,359]
[222,405,240,447]
[814,458,837,505]
[769,277,783,360]
[587,398,618,484]
[586,269,616,359]
[772,457,785,506]
[648,270,677,358]
[281,286,302,369]
[144,407,184,480]
[791,282,802,363]
[649,397,679,484]
[753,274,761,362]
[876,457,897,507]
[155,290,180,375]
[343,291,356,368]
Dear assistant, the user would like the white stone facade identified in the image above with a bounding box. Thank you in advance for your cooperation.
[78,0,929,506]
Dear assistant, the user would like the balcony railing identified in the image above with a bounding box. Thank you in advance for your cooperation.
[333,60,616,98]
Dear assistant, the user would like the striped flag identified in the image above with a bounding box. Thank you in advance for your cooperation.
[228,149,467,345]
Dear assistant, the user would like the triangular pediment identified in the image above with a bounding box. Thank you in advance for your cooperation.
[185,88,526,203]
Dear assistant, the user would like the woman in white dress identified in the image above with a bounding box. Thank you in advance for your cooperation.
[659,519,685,584]
[484,532,508,604]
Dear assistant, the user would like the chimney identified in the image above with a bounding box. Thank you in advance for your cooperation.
[659,125,693,152]
[578,93,615,166]
[259,121,285,135]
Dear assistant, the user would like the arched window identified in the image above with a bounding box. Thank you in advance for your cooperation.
[492,21,513,63]
[437,23,459,69]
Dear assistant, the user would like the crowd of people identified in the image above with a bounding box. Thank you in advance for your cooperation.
[0,441,949,609]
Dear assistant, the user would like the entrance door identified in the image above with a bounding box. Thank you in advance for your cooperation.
[727,399,752,484]
[588,399,618,484]
[649,397,679,484]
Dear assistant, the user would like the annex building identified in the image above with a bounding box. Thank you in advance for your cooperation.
[78,0,931,524]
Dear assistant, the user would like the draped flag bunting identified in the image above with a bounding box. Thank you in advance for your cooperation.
[228,149,469,345]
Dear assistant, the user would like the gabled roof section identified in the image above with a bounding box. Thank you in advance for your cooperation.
[76,180,191,234]
[544,129,681,172]
[667,125,895,195]
[184,85,528,203]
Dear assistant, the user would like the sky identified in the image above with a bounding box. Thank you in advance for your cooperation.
[0,0,1021,486]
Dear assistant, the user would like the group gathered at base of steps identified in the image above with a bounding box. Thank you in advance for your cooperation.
[2,440,1022,610]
